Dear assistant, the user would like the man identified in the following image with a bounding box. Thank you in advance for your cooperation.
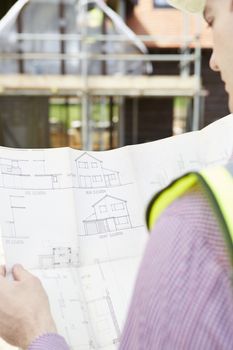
[0,0,233,349]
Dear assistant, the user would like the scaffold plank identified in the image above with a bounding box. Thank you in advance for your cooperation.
[0,75,200,97]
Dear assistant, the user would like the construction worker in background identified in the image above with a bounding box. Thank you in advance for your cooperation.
[0,0,233,349]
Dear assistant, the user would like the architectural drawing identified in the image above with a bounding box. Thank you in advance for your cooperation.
[75,153,121,189]
[0,115,232,349]
[33,159,62,189]
[83,195,132,235]
[0,230,5,265]
[34,268,95,350]
[0,157,30,188]
[151,168,170,190]
[86,291,121,348]
[78,258,140,350]
[3,195,29,239]
[0,157,62,189]
[34,172,62,189]
[39,247,79,269]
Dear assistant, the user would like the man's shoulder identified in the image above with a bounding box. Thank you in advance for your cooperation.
[151,183,232,272]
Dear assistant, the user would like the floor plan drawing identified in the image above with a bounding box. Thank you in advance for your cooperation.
[83,195,132,235]
[75,153,121,189]
[78,257,140,350]
[86,291,121,348]
[33,268,96,350]
[1,186,79,270]
[39,247,79,269]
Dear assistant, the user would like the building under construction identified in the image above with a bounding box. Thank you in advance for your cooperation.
[0,0,229,150]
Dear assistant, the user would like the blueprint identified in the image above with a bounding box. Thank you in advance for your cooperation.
[0,114,233,349]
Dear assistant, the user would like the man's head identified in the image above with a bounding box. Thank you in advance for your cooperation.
[168,0,233,113]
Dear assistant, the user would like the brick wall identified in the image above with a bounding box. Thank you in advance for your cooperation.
[127,0,212,48]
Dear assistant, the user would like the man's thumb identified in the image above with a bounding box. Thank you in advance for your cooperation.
[0,265,6,277]
[12,264,31,281]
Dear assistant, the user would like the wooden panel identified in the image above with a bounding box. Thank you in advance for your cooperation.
[0,74,200,97]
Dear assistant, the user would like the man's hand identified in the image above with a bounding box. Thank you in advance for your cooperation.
[0,264,57,349]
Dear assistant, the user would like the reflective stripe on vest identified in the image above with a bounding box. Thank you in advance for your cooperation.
[146,163,233,263]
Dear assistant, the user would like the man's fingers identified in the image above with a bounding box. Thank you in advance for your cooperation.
[12,264,32,281]
[0,265,6,277]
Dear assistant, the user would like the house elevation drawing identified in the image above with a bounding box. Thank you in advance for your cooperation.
[83,195,132,235]
[75,153,121,189]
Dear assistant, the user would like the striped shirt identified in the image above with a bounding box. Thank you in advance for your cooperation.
[120,184,233,349]
[29,185,233,350]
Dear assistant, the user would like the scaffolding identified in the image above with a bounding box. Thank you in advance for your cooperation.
[0,0,203,150]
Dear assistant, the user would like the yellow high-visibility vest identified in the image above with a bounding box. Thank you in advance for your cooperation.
[146,163,233,264]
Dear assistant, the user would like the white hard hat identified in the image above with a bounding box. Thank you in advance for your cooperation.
[167,0,205,13]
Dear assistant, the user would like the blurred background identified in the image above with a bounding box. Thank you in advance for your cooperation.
[0,0,229,151]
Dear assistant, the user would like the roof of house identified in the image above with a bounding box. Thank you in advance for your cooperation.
[102,167,119,175]
[75,152,103,163]
[93,194,126,207]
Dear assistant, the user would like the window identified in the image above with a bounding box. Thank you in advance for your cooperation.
[153,0,171,8]
[109,174,116,181]
[79,161,88,169]
[91,162,98,168]
[111,203,124,211]
[116,216,129,225]
[99,205,107,213]
[93,175,102,182]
